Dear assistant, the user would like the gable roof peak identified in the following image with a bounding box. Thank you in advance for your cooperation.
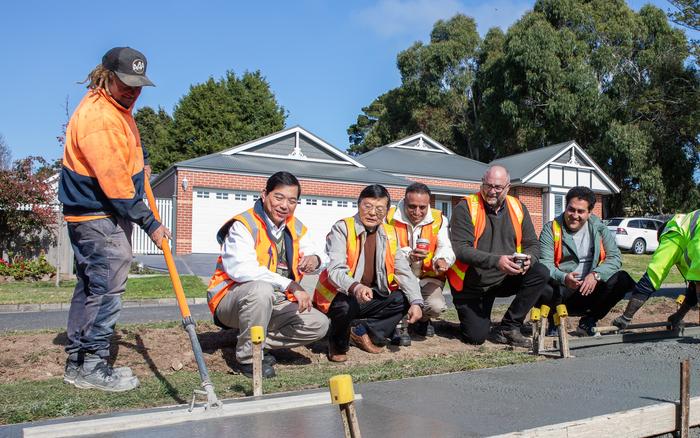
[384,132,455,155]
[219,125,365,168]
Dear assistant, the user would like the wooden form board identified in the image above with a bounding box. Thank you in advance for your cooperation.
[491,396,700,438]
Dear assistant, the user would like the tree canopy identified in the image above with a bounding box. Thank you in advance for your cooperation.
[136,70,286,173]
[348,0,700,214]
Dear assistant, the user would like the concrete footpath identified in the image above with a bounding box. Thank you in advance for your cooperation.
[3,337,700,437]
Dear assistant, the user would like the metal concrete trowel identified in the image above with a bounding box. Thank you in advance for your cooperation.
[144,179,222,411]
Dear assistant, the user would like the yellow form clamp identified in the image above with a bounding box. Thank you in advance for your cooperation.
[540,305,551,318]
[329,374,355,405]
[530,308,541,321]
[556,304,568,318]
[251,325,265,344]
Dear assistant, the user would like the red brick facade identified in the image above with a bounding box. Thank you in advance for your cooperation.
[173,170,405,255]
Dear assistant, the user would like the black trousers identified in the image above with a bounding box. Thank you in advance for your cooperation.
[453,262,551,345]
[327,289,408,352]
[549,270,635,321]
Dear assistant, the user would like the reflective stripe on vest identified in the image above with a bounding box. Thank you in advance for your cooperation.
[387,207,444,279]
[207,208,307,314]
[551,219,606,268]
[447,194,524,293]
[313,217,399,313]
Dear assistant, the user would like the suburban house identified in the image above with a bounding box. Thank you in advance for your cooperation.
[144,126,620,256]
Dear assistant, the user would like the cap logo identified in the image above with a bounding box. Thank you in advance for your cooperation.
[132,59,145,75]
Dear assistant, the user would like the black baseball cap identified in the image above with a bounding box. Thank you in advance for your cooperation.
[102,47,154,87]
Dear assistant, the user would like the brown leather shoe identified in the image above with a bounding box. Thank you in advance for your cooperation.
[350,330,383,354]
[328,343,348,363]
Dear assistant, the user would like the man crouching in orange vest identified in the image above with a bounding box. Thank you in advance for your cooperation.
[448,165,550,348]
[313,184,423,362]
[207,172,329,378]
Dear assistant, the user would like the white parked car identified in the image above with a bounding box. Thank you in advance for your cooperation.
[605,217,665,254]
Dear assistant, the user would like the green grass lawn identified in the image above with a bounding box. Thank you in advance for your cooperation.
[0,276,207,305]
[621,254,685,284]
[0,349,534,424]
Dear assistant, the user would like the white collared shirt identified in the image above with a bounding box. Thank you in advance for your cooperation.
[221,210,328,291]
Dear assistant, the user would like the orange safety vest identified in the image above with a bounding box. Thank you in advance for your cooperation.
[447,194,524,292]
[207,207,307,314]
[313,217,399,313]
[551,219,606,267]
[386,206,445,279]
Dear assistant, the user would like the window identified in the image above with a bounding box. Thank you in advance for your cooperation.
[215,192,228,200]
[196,191,209,199]
[252,195,259,201]
[337,200,348,208]
[234,193,247,201]
[306,198,317,206]
[605,218,622,226]
[553,194,565,216]
[643,220,658,230]
[352,202,358,208]
[321,199,333,207]
[627,220,641,229]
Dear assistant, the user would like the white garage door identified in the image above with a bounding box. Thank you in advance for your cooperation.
[295,196,357,245]
[191,189,258,253]
[191,189,357,254]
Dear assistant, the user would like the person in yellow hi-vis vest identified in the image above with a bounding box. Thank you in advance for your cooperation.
[613,210,700,329]
[448,165,550,348]
[387,182,455,339]
[313,185,423,363]
[207,172,329,378]
[539,187,634,336]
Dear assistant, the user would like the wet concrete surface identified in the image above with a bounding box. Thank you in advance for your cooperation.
[5,337,700,437]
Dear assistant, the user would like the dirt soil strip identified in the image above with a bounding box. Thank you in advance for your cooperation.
[0,299,690,383]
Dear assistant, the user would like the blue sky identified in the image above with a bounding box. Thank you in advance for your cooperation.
[0,0,693,163]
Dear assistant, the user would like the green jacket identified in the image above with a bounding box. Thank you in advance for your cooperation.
[539,214,622,285]
[645,210,700,289]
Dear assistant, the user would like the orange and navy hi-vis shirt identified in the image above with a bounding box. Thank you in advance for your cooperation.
[58,88,160,234]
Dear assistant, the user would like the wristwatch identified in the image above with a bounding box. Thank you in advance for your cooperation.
[592,272,600,281]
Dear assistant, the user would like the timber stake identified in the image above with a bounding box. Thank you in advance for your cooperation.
[330,374,362,438]
[251,325,264,397]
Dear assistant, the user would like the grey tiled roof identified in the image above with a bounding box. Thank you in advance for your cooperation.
[174,153,412,187]
[357,147,488,181]
[489,141,574,181]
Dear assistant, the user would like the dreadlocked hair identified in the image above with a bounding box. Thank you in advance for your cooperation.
[80,64,113,90]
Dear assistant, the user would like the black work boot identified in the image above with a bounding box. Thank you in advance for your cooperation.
[668,301,694,329]
[488,325,533,349]
[612,297,646,329]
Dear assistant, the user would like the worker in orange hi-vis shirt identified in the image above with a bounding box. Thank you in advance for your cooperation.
[58,47,170,392]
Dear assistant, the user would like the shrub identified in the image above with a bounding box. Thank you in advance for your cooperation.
[0,255,56,280]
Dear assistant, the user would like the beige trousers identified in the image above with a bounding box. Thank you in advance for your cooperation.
[215,280,329,364]
[420,280,447,320]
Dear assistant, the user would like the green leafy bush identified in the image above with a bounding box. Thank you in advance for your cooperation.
[0,255,56,280]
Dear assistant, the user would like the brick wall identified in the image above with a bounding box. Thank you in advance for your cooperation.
[511,186,544,233]
[174,170,405,254]
[594,194,603,218]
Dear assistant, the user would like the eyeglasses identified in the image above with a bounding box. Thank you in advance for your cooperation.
[482,182,508,193]
[359,203,387,215]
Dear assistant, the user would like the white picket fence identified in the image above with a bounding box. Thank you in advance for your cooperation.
[132,198,173,254]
